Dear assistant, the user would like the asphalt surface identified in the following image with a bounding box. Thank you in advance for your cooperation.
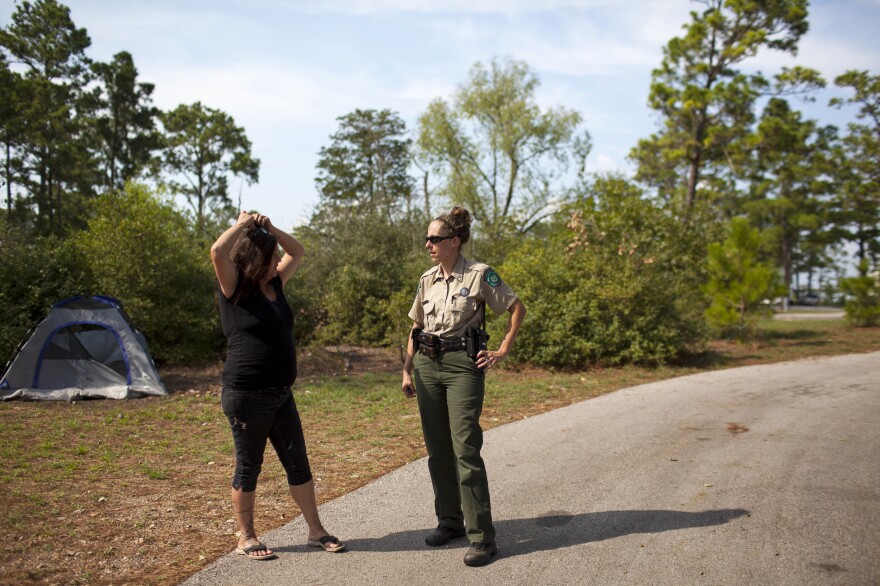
[184,352,880,585]
[772,309,846,321]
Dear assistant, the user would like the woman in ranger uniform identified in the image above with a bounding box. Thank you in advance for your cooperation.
[401,207,526,567]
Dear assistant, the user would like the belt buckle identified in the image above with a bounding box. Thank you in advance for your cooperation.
[441,337,459,350]
[442,337,463,351]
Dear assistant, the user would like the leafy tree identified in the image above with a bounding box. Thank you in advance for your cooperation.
[315,109,415,222]
[0,217,89,365]
[829,70,880,268]
[631,0,810,220]
[417,57,590,253]
[158,102,260,234]
[839,259,880,326]
[69,183,220,363]
[293,108,423,346]
[0,0,96,234]
[89,51,161,191]
[704,217,781,339]
[498,175,710,367]
[743,97,835,300]
[285,117,433,347]
[0,53,26,216]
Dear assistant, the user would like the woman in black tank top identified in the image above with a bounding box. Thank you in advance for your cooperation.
[211,211,345,559]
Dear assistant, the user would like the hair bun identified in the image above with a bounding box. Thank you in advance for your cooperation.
[436,206,472,245]
[450,206,472,227]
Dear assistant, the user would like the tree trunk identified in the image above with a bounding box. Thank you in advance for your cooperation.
[423,170,431,219]
[55,179,63,235]
[685,156,700,216]
[197,170,206,233]
[782,217,792,299]
[4,142,11,214]
[685,116,707,218]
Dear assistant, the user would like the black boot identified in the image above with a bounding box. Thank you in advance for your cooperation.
[425,524,466,546]
[463,542,498,566]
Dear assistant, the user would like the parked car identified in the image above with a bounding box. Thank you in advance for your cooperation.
[794,293,820,306]
[761,297,785,308]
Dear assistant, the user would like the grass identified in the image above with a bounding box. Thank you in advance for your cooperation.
[0,319,877,586]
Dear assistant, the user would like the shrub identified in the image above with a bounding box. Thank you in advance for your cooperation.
[839,259,880,327]
[69,184,220,363]
[704,217,781,340]
[496,175,709,367]
[0,220,91,366]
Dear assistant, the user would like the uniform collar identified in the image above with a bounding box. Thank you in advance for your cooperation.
[431,255,467,283]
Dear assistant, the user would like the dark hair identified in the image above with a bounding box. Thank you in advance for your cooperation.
[229,227,277,304]
[435,206,472,245]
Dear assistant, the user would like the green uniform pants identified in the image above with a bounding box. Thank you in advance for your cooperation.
[413,349,495,544]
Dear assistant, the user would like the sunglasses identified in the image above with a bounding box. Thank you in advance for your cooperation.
[425,235,455,244]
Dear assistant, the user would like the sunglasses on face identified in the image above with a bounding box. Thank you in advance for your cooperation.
[425,235,454,244]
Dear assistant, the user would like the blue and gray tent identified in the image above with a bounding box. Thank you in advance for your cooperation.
[0,296,167,401]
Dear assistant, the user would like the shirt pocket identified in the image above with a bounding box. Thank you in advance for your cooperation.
[451,295,479,316]
[421,300,436,330]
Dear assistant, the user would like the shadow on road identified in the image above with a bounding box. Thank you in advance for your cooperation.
[271,508,749,558]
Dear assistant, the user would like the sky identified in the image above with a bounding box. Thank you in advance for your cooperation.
[3,0,880,230]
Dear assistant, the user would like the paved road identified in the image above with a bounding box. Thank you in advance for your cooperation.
[773,309,845,320]
[185,352,880,585]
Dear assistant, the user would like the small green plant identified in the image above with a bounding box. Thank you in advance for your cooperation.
[839,259,880,326]
[141,463,168,480]
[704,218,781,340]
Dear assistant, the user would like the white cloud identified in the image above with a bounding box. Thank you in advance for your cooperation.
[394,76,458,106]
[411,2,694,77]
[5,0,875,230]
[594,152,616,172]
[281,0,623,17]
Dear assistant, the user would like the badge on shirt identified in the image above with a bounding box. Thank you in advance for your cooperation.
[484,269,501,287]
[460,287,470,296]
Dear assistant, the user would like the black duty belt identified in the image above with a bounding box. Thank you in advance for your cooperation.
[417,332,465,356]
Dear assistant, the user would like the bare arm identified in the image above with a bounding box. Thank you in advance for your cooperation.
[254,214,305,286]
[476,298,526,371]
[210,211,255,299]
[401,322,421,398]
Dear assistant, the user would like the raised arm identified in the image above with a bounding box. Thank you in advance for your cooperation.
[252,214,305,287]
[211,211,255,299]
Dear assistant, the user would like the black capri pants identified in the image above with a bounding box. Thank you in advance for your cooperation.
[221,386,313,492]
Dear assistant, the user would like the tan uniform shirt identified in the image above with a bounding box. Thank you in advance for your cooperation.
[408,256,518,337]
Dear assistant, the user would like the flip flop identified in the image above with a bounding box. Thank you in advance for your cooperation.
[235,542,277,560]
[307,535,346,553]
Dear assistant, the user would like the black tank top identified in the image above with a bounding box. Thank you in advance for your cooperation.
[218,276,296,389]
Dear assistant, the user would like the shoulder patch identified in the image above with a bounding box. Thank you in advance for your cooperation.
[484,268,501,287]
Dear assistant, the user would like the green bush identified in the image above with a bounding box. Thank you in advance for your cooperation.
[496,176,710,367]
[0,221,91,366]
[292,211,425,347]
[839,259,880,327]
[704,217,781,340]
[69,183,220,363]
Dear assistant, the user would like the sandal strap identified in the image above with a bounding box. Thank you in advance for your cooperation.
[318,535,339,545]
[242,543,269,554]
